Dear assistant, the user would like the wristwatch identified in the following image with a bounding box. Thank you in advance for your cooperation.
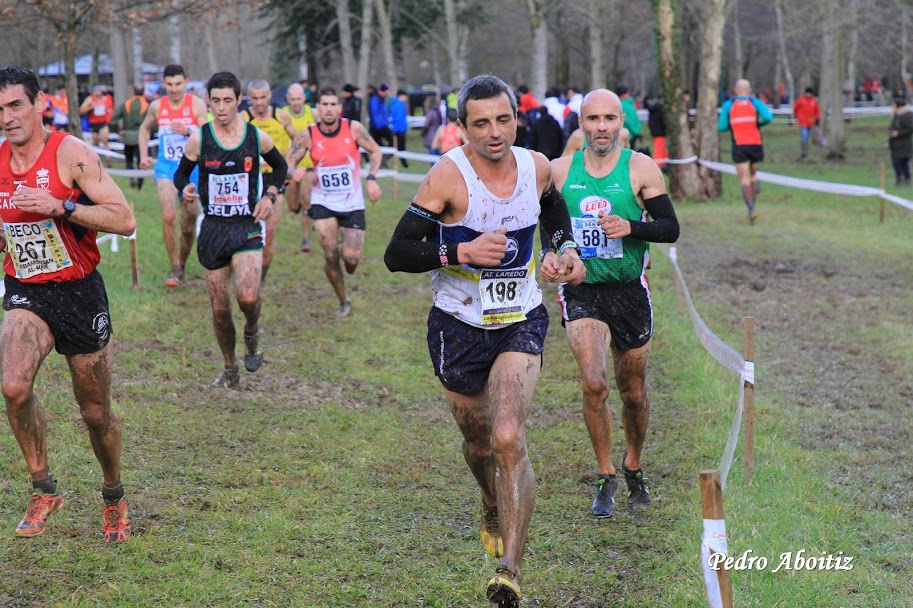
[264,191,277,204]
[61,198,77,220]
[538,248,556,264]
[365,174,377,181]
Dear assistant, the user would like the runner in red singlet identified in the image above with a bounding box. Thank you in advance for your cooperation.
[0,66,136,542]
[286,87,383,316]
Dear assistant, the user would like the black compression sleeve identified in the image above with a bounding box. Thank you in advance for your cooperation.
[261,147,288,191]
[539,182,575,251]
[384,204,460,273]
[173,155,196,193]
[628,193,680,243]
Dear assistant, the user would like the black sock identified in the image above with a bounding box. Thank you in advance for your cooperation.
[102,481,125,505]
[597,473,616,481]
[32,474,57,495]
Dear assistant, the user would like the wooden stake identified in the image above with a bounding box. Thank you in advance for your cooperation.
[129,237,139,288]
[880,163,885,224]
[701,470,733,608]
[743,316,755,485]
[392,146,400,202]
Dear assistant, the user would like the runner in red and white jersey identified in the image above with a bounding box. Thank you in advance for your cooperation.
[138,64,209,287]
[286,87,383,316]
[0,66,136,543]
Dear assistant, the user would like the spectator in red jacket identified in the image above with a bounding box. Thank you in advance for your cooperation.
[793,87,821,160]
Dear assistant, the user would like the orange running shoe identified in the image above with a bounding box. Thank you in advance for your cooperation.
[102,498,131,543]
[15,492,64,537]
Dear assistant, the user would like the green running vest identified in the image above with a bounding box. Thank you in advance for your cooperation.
[561,148,649,283]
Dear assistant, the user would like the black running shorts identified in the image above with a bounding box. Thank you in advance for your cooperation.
[427,304,548,395]
[197,217,264,270]
[307,204,366,230]
[3,270,112,355]
[558,279,653,352]
[731,144,764,164]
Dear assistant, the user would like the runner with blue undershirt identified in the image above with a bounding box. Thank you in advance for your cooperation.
[139,64,209,287]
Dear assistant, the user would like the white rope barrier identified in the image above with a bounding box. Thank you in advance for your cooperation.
[666,246,749,489]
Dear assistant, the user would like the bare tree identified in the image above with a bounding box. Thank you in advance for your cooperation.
[357,0,374,124]
[588,0,606,89]
[523,0,561,99]
[819,0,847,158]
[444,0,470,86]
[654,0,701,199]
[695,0,733,198]
[732,0,743,79]
[773,0,794,105]
[336,0,357,84]
[375,0,398,92]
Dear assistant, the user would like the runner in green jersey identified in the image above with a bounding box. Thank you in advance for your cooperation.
[548,89,679,517]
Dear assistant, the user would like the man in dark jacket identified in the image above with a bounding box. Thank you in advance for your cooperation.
[342,84,361,122]
[530,106,564,160]
[889,96,913,185]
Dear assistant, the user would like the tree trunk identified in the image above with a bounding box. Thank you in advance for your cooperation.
[444,0,460,86]
[169,2,181,65]
[902,2,909,91]
[653,0,700,199]
[374,0,397,92]
[110,26,129,103]
[203,12,218,76]
[357,0,374,124]
[530,16,548,100]
[588,0,605,89]
[774,0,794,105]
[132,27,144,87]
[695,0,730,199]
[608,1,625,86]
[844,0,858,103]
[89,47,100,89]
[297,30,309,81]
[732,0,743,80]
[456,0,470,84]
[336,0,357,84]
[62,35,82,137]
[820,0,846,159]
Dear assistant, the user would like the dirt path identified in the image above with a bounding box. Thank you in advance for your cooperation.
[673,227,913,515]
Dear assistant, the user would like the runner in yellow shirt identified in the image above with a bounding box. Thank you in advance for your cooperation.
[283,83,316,252]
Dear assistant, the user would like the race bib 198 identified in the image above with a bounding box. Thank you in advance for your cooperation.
[317,165,354,194]
[479,268,528,325]
[4,219,73,279]
[573,216,622,260]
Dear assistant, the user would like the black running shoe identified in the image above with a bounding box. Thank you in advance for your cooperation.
[243,329,263,372]
[591,474,617,518]
[622,451,651,509]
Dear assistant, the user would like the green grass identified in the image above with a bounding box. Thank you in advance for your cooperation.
[1,122,912,606]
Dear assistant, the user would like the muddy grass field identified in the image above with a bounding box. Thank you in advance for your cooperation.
[2,118,913,606]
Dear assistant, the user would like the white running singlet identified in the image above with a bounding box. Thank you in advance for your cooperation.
[431,146,542,328]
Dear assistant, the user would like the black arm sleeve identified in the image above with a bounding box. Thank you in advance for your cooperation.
[628,193,680,243]
[384,204,460,273]
[173,155,196,193]
[261,147,288,192]
[539,181,575,252]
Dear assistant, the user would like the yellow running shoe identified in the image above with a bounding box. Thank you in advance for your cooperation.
[486,567,521,607]
[15,492,64,537]
[480,503,504,558]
